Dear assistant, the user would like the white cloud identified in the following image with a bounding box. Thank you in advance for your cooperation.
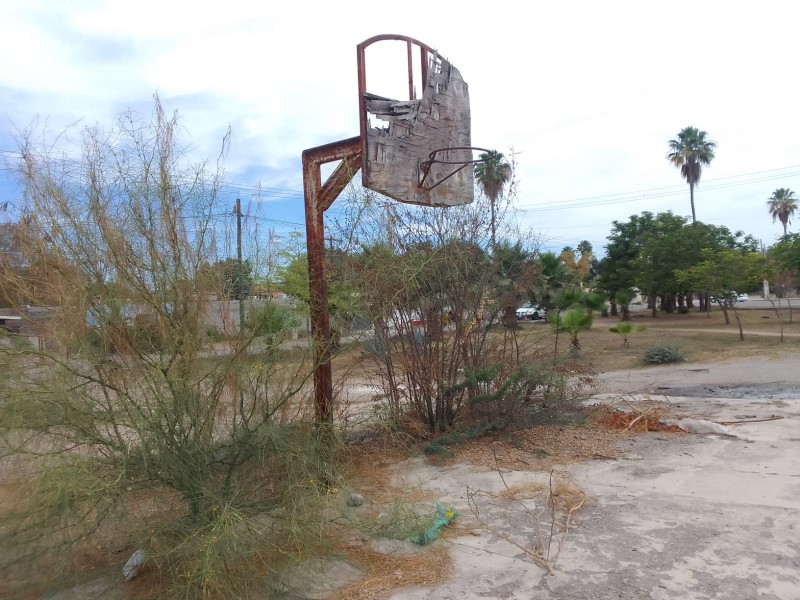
[2,0,800,248]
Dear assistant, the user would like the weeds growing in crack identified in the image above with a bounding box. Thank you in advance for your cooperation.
[465,450,586,575]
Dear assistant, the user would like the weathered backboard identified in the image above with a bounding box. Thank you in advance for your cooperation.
[357,35,474,207]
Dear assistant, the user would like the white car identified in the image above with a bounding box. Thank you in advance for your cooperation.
[516,303,546,320]
[711,292,749,304]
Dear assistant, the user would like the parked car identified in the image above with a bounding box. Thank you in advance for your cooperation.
[710,292,749,304]
[516,303,545,321]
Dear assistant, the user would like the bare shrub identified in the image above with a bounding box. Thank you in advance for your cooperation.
[332,181,547,435]
[467,465,587,575]
[0,98,328,597]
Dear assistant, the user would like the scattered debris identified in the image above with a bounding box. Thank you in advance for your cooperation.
[720,415,785,425]
[346,492,365,507]
[657,418,735,436]
[122,549,145,582]
[409,501,458,545]
[592,403,680,433]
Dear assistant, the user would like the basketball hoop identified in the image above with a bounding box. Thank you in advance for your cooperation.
[418,146,491,191]
[302,34,479,423]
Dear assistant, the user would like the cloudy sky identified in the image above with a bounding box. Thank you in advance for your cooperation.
[2,0,799,255]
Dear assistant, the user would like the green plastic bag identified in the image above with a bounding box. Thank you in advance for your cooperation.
[410,501,459,545]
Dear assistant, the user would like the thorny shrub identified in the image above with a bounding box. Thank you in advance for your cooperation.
[0,98,333,598]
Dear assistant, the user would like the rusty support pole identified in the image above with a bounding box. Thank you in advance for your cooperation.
[406,39,414,99]
[302,136,362,424]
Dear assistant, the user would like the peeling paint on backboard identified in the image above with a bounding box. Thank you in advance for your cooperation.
[359,40,473,207]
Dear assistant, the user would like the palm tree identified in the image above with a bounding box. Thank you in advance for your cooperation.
[767,188,798,236]
[667,126,717,223]
[474,150,511,251]
[608,322,646,348]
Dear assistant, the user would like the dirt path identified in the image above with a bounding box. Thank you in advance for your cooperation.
[646,326,800,338]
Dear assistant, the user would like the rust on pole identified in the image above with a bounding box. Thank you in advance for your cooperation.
[303,34,473,425]
[406,38,414,99]
[302,136,361,423]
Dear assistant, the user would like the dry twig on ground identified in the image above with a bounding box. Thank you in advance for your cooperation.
[465,450,587,575]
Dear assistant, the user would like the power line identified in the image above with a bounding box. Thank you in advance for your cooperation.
[4,145,800,220]
[520,164,800,207]
[516,168,800,212]
[7,146,800,204]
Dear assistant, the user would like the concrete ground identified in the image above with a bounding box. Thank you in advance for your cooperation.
[386,356,800,600]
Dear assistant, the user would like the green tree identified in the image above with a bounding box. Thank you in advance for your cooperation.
[532,251,572,310]
[767,188,798,236]
[596,212,655,314]
[545,288,602,356]
[599,211,755,315]
[493,240,536,327]
[667,126,717,223]
[676,249,764,338]
[768,233,800,317]
[207,257,253,300]
[547,307,593,355]
[770,233,800,278]
[474,150,511,251]
[247,302,299,341]
[634,212,693,315]
[614,288,637,321]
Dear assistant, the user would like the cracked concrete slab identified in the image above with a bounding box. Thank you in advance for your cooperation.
[386,359,800,599]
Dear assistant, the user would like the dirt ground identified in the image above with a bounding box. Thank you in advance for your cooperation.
[376,354,800,600]
[15,347,799,599]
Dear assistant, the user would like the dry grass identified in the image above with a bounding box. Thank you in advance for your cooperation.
[494,481,548,499]
[466,468,588,575]
[335,542,452,600]
[510,307,800,374]
[341,438,430,505]
[441,424,625,471]
[0,481,189,600]
[590,404,684,433]
[333,440,457,600]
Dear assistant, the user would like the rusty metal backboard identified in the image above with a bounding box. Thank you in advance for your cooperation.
[357,35,473,207]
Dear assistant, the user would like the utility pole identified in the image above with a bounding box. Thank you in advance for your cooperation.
[325,233,341,250]
[761,240,770,299]
[235,198,245,334]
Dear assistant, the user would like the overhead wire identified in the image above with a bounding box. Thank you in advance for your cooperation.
[3,146,800,228]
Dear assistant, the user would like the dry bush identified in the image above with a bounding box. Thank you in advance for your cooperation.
[467,466,587,576]
[335,185,561,438]
[0,98,332,598]
[590,396,684,433]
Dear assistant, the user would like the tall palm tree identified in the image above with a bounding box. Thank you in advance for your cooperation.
[474,150,511,251]
[767,188,798,236]
[667,126,716,223]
